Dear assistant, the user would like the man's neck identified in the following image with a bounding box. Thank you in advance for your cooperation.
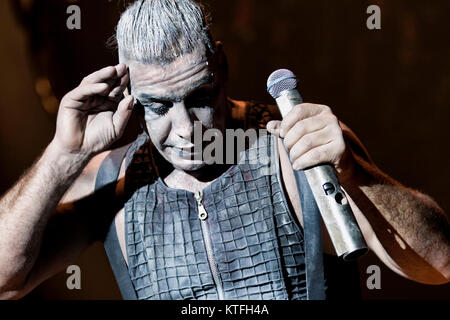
[163,163,231,194]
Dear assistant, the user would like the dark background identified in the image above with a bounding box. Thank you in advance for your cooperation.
[0,0,449,299]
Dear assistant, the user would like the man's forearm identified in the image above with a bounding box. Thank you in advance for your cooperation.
[340,138,450,283]
[0,142,91,290]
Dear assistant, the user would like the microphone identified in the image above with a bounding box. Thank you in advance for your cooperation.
[267,69,368,261]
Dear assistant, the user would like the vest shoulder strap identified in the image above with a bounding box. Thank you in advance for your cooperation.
[95,144,138,300]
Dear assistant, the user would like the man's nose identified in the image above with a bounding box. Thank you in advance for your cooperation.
[171,101,194,140]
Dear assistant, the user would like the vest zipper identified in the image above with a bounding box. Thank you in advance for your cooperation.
[195,191,225,300]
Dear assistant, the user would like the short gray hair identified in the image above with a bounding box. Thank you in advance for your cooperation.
[115,0,215,65]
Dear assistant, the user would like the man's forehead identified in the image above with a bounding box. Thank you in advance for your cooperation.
[129,49,214,100]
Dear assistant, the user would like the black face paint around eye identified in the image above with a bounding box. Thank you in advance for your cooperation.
[147,104,171,116]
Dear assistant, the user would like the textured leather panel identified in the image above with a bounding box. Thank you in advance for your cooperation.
[127,182,218,300]
[124,133,308,300]
[100,100,363,300]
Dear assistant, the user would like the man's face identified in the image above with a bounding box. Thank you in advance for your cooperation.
[128,46,227,171]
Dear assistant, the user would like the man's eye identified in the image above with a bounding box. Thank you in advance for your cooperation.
[144,103,170,116]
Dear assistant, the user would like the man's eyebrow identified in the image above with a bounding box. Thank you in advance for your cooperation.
[136,77,215,103]
[137,93,171,103]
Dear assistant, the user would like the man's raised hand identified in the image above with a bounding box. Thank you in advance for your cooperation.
[51,64,134,157]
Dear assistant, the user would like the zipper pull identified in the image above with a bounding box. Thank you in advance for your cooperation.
[195,192,208,221]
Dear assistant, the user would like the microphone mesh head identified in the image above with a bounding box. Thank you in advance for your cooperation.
[266,69,298,99]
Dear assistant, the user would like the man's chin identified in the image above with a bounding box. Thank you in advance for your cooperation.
[173,161,206,172]
[161,148,207,172]
[169,158,207,172]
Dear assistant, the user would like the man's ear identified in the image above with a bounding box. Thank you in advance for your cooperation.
[215,41,229,83]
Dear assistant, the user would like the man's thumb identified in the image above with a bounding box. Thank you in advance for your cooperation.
[266,120,281,137]
[113,95,134,139]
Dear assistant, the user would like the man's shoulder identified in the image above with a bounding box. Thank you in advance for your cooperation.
[60,143,133,204]
[58,152,107,204]
[229,98,282,129]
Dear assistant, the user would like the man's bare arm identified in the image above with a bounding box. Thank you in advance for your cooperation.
[0,145,97,298]
[0,64,133,299]
[338,124,450,284]
[268,104,450,285]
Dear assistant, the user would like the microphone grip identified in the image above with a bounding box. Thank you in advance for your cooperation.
[302,166,368,260]
[275,90,368,260]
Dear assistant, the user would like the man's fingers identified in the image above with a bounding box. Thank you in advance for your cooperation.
[108,72,130,101]
[112,95,134,139]
[266,120,281,136]
[289,126,333,163]
[65,72,130,110]
[80,64,127,85]
[80,66,116,85]
[65,83,110,106]
[280,104,330,138]
[87,100,117,113]
[292,142,335,171]
[283,115,329,151]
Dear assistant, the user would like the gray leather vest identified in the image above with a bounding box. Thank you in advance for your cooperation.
[99,106,361,300]
[123,133,308,300]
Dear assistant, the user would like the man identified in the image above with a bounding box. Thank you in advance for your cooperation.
[0,0,448,300]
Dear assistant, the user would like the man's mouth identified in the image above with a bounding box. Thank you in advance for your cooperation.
[171,146,200,158]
